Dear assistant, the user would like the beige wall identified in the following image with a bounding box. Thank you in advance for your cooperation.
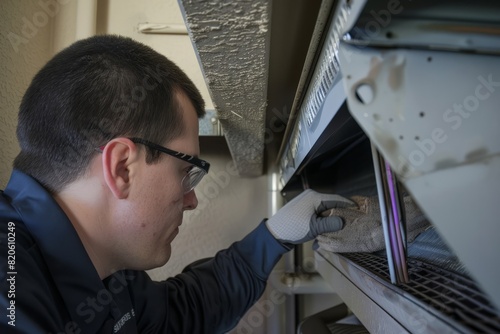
[0,0,56,187]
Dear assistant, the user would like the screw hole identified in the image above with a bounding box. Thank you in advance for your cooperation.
[386,31,394,39]
[427,57,432,62]
[419,111,425,118]
[415,136,420,141]
[389,118,393,122]
[354,83,374,105]
[399,135,404,140]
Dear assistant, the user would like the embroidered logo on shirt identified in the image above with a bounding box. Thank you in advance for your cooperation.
[114,308,135,333]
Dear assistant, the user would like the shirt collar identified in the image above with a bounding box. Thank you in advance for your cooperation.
[4,170,112,333]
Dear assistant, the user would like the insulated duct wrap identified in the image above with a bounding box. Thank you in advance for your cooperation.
[179,0,270,176]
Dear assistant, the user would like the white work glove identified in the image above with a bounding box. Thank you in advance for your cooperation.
[266,189,354,244]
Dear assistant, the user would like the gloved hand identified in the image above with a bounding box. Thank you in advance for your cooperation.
[266,189,354,244]
[316,195,430,253]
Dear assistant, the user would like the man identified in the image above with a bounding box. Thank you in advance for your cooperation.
[0,35,349,333]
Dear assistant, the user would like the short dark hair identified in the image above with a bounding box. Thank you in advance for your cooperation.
[13,34,205,193]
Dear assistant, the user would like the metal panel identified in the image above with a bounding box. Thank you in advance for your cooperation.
[315,250,500,333]
[339,41,500,310]
[315,250,410,333]
[198,109,223,136]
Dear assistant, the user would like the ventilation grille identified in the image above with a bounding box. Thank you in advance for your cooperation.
[302,0,350,128]
[342,252,500,334]
[279,0,351,187]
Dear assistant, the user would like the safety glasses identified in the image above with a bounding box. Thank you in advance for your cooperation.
[128,137,210,194]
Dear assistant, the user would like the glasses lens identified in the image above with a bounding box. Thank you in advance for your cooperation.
[182,166,206,193]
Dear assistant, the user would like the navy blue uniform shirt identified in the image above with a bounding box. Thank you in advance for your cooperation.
[0,170,290,333]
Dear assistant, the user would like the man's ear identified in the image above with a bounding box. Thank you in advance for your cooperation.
[101,138,140,199]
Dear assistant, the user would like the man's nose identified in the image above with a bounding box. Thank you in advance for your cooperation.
[183,189,198,210]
